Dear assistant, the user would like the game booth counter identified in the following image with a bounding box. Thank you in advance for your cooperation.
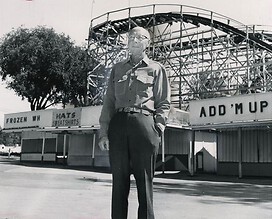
[190,92,272,177]
[3,106,105,166]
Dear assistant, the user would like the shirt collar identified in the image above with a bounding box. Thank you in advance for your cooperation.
[126,55,150,66]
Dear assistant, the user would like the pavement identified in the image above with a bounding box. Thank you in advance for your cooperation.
[0,155,272,219]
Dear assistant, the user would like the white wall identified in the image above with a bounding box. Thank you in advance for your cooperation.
[194,131,217,173]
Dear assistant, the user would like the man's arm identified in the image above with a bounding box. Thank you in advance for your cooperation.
[99,67,116,139]
[153,63,171,133]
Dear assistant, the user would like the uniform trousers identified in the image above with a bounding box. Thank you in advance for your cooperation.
[108,111,161,219]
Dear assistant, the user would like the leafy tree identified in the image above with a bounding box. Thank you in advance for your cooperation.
[0,26,91,110]
[0,127,21,146]
[61,46,91,107]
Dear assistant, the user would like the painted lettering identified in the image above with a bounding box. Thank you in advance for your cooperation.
[219,105,226,116]
[260,100,268,112]
[248,101,268,113]
[32,115,40,121]
[55,112,76,120]
[200,105,226,117]
[209,106,216,117]
[249,102,257,113]
[235,103,243,114]
[5,117,27,124]
[52,119,79,127]
[200,107,206,117]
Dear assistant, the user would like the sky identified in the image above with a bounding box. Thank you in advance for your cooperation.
[0,0,271,127]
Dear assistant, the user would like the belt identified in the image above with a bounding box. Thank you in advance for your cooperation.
[116,107,153,116]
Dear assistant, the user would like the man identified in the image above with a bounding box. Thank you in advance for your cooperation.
[98,26,170,219]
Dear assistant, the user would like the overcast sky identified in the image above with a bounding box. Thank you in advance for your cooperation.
[0,0,271,126]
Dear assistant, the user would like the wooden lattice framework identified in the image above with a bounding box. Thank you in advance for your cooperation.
[87,4,272,110]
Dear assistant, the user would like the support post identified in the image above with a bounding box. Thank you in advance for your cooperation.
[20,132,24,162]
[161,131,165,174]
[55,134,58,163]
[92,131,96,166]
[41,132,46,162]
[238,128,242,178]
[63,134,67,165]
[216,131,219,174]
[189,130,195,176]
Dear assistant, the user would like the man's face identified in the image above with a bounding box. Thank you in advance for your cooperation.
[128,29,150,55]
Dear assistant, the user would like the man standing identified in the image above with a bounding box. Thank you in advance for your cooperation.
[99,26,171,219]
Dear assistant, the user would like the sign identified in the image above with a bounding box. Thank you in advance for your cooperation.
[4,111,42,130]
[189,92,272,126]
[52,108,81,127]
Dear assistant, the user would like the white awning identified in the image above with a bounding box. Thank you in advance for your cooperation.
[190,119,272,130]
[38,125,100,134]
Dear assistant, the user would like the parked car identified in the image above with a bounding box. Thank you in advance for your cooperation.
[0,144,9,155]
[0,144,21,156]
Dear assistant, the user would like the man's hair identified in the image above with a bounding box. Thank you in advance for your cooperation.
[129,26,150,40]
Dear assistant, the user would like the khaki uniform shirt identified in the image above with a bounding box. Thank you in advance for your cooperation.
[99,56,171,138]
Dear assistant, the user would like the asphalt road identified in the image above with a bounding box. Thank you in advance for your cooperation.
[0,156,272,219]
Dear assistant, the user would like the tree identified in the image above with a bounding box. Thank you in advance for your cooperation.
[61,46,92,107]
[0,127,21,146]
[0,26,89,110]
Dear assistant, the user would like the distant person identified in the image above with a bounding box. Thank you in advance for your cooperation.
[99,26,171,219]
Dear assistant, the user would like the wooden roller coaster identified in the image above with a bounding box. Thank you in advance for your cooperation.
[87,4,272,110]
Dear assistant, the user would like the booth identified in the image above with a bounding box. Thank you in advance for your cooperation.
[190,92,272,177]
[3,106,109,166]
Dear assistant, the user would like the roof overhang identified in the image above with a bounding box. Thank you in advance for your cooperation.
[166,123,191,130]
[38,125,100,134]
[2,126,39,133]
[190,120,272,131]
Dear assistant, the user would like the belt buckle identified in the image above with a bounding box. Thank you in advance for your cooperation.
[123,107,131,113]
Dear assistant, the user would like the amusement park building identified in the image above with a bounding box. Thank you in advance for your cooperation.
[3,4,272,177]
[3,94,272,177]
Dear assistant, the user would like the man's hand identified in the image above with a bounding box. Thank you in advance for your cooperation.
[98,136,109,151]
[155,123,164,137]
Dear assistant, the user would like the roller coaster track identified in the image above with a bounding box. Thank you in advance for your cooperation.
[87,4,272,110]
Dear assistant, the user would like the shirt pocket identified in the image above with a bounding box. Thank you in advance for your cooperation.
[135,73,154,97]
[115,75,128,96]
